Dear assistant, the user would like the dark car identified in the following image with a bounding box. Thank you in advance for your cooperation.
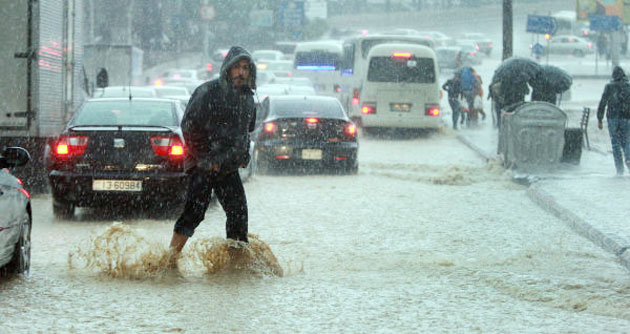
[46,98,188,218]
[253,95,358,174]
[0,146,32,275]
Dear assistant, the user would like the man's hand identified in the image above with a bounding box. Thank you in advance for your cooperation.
[211,163,220,172]
[598,120,603,130]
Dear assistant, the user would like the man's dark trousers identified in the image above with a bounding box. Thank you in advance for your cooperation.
[174,168,248,242]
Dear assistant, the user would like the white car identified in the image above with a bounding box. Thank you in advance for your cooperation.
[544,35,594,57]
[252,49,286,62]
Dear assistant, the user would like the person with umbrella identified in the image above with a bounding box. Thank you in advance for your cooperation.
[530,65,573,105]
[488,57,541,129]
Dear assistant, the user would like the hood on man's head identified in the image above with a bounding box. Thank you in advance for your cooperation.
[219,46,256,90]
[613,66,627,81]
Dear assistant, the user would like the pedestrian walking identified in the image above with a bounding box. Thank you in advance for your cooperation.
[442,75,462,129]
[597,66,630,175]
[459,67,480,126]
[168,46,257,264]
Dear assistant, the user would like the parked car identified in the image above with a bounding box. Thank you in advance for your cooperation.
[0,146,32,275]
[46,98,188,218]
[93,86,157,98]
[459,32,493,55]
[253,95,358,174]
[544,35,594,57]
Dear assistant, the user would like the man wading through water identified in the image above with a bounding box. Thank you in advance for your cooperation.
[168,46,256,266]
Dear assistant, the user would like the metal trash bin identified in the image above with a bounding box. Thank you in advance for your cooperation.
[561,128,583,165]
[498,102,567,171]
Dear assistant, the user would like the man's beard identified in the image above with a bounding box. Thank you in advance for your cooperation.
[231,76,248,88]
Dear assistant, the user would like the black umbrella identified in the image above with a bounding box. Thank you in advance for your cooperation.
[491,57,543,85]
[529,65,573,93]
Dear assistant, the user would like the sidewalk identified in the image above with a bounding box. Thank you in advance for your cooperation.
[454,113,630,272]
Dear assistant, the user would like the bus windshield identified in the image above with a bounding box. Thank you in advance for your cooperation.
[294,51,341,71]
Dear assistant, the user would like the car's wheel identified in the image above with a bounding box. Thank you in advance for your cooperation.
[53,199,75,219]
[345,161,358,175]
[5,211,31,275]
[573,49,585,57]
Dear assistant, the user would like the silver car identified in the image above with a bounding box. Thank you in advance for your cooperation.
[0,147,31,276]
[545,35,594,57]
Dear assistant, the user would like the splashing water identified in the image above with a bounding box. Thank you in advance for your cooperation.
[69,222,283,279]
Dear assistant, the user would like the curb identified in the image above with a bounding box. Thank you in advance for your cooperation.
[456,133,630,272]
[455,133,497,162]
[527,185,630,272]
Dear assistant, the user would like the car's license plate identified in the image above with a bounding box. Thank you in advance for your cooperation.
[390,103,412,112]
[302,149,322,160]
[92,179,142,192]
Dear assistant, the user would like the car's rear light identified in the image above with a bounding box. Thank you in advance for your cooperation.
[470,52,476,57]
[264,122,277,133]
[54,135,88,158]
[489,43,493,47]
[206,63,213,72]
[345,123,357,137]
[18,188,30,199]
[275,155,290,159]
[425,104,440,117]
[588,43,593,49]
[305,117,318,124]
[475,45,480,51]
[150,136,185,158]
[16,177,23,186]
[361,102,376,115]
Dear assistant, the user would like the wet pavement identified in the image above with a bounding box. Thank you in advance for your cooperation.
[2,132,630,333]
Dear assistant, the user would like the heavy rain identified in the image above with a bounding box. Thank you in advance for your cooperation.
[2,0,630,333]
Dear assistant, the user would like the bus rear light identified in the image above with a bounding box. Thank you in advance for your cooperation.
[425,104,440,117]
[393,52,412,58]
[361,102,376,115]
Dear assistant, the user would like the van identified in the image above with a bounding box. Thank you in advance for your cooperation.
[357,43,441,131]
[338,34,436,115]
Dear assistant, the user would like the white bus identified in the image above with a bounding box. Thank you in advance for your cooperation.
[292,40,344,98]
[357,43,441,131]
[337,34,436,120]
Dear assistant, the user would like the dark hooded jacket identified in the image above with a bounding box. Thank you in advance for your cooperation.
[597,66,630,121]
[181,46,256,174]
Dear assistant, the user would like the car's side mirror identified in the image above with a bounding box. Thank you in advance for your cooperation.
[0,147,31,169]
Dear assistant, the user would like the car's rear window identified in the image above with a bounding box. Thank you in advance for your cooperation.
[98,88,156,98]
[272,99,345,119]
[367,57,435,83]
[73,101,177,126]
[155,87,188,97]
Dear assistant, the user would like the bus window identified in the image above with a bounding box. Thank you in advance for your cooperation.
[342,43,356,75]
[367,57,436,83]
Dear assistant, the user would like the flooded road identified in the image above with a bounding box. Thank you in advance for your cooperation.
[2,132,630,333]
